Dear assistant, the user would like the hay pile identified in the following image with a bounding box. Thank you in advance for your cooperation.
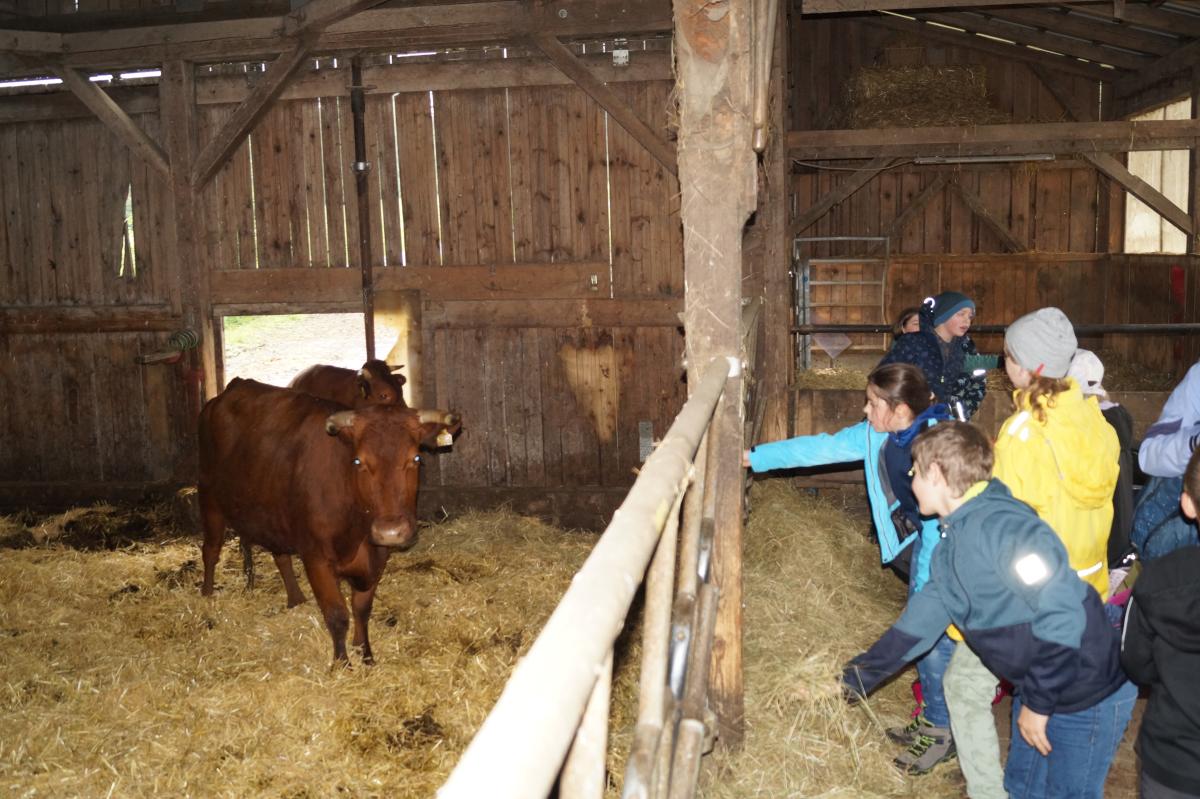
[697,481,965,798]
[0,508,640,798]
[841,65,1009,129]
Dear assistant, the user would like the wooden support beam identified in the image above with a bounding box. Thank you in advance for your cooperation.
[280,0,390,36]
[792,156,896,235]
[860,15,1116,83]
[1190,65,1199,255]
[865,174,948,256]
[1030,64,1095,123]
[1114,39,1200,100]
[1083,151,1194,236]
[948,178,1026,253]
[787,119,1200,160]
[674,0,755,749]
[0,28,63,52]
[529,32,677,175]
[915,11,1150,71]
[190,41,309,190]
[53,66,170,177]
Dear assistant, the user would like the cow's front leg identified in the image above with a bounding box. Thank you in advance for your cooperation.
[301,556,350,665]
[273,554,307,608]
[350,582,380,665]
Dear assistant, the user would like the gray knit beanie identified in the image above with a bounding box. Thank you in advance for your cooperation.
[1004,307,1077,379]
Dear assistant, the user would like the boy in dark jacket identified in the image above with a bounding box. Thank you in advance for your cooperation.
[843,422,1137,798]
[1121,446,1200,798]
[880,292,992,420]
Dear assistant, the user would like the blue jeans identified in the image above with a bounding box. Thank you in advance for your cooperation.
[1004,679,1137,799]
[908,574,953,728]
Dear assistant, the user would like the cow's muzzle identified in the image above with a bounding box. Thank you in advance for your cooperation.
[371,519,417,549]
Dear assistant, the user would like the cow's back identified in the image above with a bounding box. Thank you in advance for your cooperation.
[289,365,359,407]
[199,379,353,555]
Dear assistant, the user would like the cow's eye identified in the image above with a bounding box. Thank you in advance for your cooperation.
[352,458,362,467]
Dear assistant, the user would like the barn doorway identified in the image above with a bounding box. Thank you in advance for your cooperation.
[220,312,371,390]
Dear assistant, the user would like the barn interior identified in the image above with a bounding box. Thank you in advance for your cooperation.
[1,0,1199,796]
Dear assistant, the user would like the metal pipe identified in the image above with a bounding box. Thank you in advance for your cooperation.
[438,358,734,799]
[560,651,613,799]
[350,56,376,360]
[791,322,1200,335]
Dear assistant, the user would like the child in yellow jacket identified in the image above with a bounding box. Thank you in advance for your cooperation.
[943,307,1121,799]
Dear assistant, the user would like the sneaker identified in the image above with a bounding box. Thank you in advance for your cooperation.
[893,727,956,775]
[886,713,931,746]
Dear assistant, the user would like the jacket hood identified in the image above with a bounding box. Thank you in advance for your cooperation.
[1135,547,1200,654]
[1010,380,1119,510]
[891,403,954,447]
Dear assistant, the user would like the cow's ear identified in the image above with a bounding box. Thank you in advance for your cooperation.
[326,410,357,437]
[416,411,461,448]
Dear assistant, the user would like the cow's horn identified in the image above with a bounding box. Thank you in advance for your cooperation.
[417,410,457,426]
[325,410,357,435]
[389,364,406,373]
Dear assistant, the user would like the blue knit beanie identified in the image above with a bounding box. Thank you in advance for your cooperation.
[930,291,975,328]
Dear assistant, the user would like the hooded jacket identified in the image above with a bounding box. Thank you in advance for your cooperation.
[747,410,948,590]
[879,305,987,420]
[1139,359,1200,478]
[993,380,1120,598]
[844,479,1126,716]
[1121,546,1200,795]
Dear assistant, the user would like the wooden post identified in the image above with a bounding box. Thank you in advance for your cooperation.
[160,59,217,481]
[1190,66,1200,256]
[674,0,756,748]
[760,1,790,441]
[350,56,376,360]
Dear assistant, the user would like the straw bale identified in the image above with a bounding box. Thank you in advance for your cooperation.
[841,65,1009,129]
[0,507,641,798]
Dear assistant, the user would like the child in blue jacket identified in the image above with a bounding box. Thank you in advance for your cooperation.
[844,422,1136,799]
[745,362,956,773]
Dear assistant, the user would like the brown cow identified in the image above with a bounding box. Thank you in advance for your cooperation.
[289,359,407,408]
[240,360,408,603]
[198,378,459,664]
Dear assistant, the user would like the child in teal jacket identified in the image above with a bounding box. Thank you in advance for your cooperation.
[745,363,956,773]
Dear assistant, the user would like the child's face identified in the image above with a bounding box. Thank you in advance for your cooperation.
[937,307,974,339]
[911,461,949,517]
[902,314,920,334]
[1004,349,1033,389]
[864,385,907,433]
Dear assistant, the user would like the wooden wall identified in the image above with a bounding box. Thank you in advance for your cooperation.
[0,59,685,519]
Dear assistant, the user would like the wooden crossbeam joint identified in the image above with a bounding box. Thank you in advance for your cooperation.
[54,64,171,176]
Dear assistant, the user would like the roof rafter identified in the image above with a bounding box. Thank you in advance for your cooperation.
[1115,38,1200,98]
[985,7,1180,56]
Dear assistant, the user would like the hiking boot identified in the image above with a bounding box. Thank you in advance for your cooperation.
[886,713,932,746]
[893,726,956,775]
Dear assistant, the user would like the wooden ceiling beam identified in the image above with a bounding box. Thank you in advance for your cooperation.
[915,11,1152,70]
[1066,2,1200,38]
[787,119,1200,159]
[800,0,1100,12]
[529,32,676,175]
[3,2,671,76]
[860,15,1116,82]
[280,0,392,37]
[191,41,310,189]
[984,8,1179,56]
[53,65,170,176]
[0,28,64,52]
[1114,38,1200,99]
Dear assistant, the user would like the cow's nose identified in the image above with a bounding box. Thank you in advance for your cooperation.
[370,519,416,549]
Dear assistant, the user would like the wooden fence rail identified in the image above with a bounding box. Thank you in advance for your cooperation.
[438,356,736,799]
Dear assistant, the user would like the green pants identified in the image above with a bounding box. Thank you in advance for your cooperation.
[943,641,1009,799]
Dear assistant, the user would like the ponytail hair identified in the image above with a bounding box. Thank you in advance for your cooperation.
[868,362,932,415]
[1014,374,1072,424]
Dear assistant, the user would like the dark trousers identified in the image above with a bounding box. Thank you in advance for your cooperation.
[1142,771,1200,799]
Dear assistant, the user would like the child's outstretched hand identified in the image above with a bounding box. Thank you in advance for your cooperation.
[742,449,751,468]
[1017,705,1052,756]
